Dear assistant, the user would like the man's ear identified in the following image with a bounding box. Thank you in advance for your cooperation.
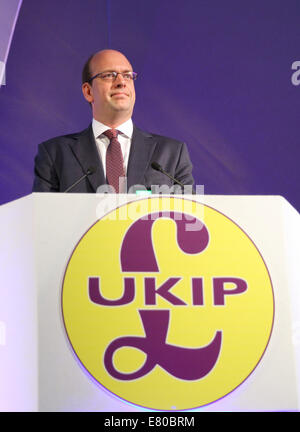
[82,82,94,104]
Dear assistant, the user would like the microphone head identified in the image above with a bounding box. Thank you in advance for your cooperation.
[151,161,162,172]
[86,166,96,175]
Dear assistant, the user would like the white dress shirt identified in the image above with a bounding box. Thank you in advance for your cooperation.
[92,118,133,177]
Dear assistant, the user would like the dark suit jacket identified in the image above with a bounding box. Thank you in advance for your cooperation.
[32,124,194,193]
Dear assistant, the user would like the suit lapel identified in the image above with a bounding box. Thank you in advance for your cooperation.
[127,126,156,190]
[69,125,105,192]
[69,124,156,192]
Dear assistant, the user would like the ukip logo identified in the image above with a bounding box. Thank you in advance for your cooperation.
[93,211,222,381]
[62,197,274,411]
[104,309,222,381]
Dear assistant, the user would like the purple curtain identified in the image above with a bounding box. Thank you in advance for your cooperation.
[1,0,300,212]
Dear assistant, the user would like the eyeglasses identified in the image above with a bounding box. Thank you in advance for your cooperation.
[88,71,138,83]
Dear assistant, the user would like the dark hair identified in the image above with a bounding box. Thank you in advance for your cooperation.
[82,53,95,85]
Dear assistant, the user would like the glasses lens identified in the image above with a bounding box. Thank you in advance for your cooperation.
[119,72,137,81]
[100,72,116,80]
[92,71,138,81]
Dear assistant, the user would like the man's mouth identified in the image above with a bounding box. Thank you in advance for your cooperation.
[111,92,129,98]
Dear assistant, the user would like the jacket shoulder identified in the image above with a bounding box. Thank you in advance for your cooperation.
[134,126,184,146]
[39,126,91,150]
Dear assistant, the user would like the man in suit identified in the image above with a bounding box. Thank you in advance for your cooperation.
[33,49,194,193]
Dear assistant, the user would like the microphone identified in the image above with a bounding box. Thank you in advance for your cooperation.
[151,161,185,188]
[64,166,96,193]
[151,161,195,194]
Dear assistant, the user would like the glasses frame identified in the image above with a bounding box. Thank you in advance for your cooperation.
[88,71,138,83]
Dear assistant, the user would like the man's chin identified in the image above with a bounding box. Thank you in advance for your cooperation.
[111,102,132,112]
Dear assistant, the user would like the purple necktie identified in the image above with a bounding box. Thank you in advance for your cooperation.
[104,129,125,193]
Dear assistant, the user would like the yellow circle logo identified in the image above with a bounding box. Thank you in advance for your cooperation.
[62,197,274,410]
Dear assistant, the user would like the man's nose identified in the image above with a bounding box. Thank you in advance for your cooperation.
[114,73,126,86]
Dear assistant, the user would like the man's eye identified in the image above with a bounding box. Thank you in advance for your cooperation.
[102,72,115,79]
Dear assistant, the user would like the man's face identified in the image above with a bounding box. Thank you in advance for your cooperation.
[83,50,136,126]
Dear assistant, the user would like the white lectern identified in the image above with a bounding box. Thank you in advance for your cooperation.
[0,193,299,412]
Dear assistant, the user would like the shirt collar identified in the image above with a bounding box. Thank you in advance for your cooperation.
[92,118,133,139]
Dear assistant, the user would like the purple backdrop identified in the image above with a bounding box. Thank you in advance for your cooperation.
[0,0,21,60]
[1,0,300,211]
